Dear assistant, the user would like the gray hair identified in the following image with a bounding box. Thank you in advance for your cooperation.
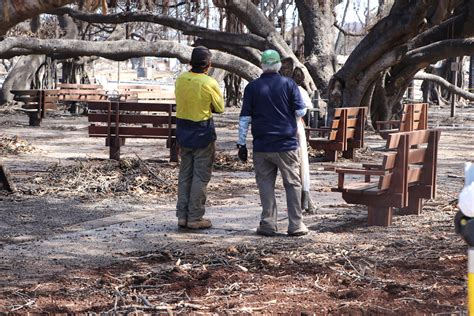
[262,62,282,73]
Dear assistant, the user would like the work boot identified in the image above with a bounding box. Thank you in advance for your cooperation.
[288,225,309,237]
[287,230,309,237]
[178,218,187,228]
[256,227,276,237]
[186,218,212,229]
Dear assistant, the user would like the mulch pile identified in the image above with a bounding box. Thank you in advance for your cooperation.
[0,135,35,155]
[213,153,253,172]
[18,158,178,197]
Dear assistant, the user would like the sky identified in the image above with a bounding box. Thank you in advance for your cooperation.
[335,0,379,24]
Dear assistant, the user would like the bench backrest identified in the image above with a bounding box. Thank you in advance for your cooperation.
[399,103,428,132]
[43,90,60,110]
[11,89,59,112]
[377,129,440,206]
[12,89,42,110]
[87,101,176,140]
[117,85,175,102]
[327,106,367,149]
[57,83,107,101]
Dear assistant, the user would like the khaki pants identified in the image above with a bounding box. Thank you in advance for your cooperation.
[176,142,215,221]
[253,150,307,234]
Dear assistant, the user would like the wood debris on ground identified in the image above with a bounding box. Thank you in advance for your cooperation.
[2,220,463,314]
[17,158,178,197]
[213,152,253,171]
[0,135,35,155]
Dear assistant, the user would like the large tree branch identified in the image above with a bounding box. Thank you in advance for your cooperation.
[213,0,276,38]
[405,38,474,66]
[50,7,268,50]
[337,1,432,81]
[414,72,474,101]
[213,0,293,58]
[0,37,261,81]
[0,0,74,35]
[195,38,261,66]
[213,0,316,93]
[342,45,408,106]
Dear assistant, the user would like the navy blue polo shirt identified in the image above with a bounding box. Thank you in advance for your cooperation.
[240,72,305,152]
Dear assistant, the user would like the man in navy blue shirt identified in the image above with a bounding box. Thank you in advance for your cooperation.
[237,50,309,237]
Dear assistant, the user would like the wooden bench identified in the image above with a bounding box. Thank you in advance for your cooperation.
[87,101,177,162]
[11,89,59,126]
[117,85,175,102]
[306,107,367,162]
[57,83,107,101]
[376,103,428,139]
[332,129,441,226]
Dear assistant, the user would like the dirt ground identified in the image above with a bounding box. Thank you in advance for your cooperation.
[0,103,473,314]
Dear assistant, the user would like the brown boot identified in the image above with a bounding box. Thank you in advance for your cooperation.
[187,218,212,229]
[178,218,187,228]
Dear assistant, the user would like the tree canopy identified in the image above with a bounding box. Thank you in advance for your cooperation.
[1,0,473,120]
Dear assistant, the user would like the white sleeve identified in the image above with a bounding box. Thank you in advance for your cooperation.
[298,86,313,109]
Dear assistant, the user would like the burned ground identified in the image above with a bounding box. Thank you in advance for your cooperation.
[0,105,472,313]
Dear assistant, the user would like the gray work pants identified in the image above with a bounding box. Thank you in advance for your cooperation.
[253,150,307,234]
[176,142,215,221]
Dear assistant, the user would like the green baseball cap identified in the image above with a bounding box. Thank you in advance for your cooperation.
[261,49,281,65]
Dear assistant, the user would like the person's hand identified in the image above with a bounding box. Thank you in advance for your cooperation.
[237,144,248,162]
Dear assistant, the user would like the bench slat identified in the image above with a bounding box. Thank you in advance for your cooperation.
[59,89,106,95]
[21,104,57,110]
[387,129,432,149]
[407,167,422,183]
[341,182,380,194]
[346,118,359,128]
[88,102,174,112]
[11,90,40,96]
[89,125,176,137]
[58,83,103,90]
[14,96,40,102]
[88,113,176,125]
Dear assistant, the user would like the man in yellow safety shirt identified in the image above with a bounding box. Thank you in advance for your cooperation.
[174,46,224,229]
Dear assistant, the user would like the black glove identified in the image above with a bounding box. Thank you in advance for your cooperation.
[455,211,474,246]
[237,144,248,162]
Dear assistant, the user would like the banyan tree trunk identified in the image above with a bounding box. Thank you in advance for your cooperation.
[0,55,45,105]
[224,73,242,107]
[61,60,88,84]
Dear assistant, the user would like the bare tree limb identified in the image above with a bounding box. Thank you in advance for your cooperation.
[195,38,261,66]
[0,0,74,36]
[337,1,432,82]
[213,0,277,39]
[0,37,262,81]
[414,72,474,101]
[50,7,268,50]
[213,0,316,93]
[333,22,365,37]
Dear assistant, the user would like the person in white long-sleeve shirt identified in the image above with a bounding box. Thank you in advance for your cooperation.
[291,68,316,214]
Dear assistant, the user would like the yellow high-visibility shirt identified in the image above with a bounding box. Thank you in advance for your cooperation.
[175,71,224,122]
